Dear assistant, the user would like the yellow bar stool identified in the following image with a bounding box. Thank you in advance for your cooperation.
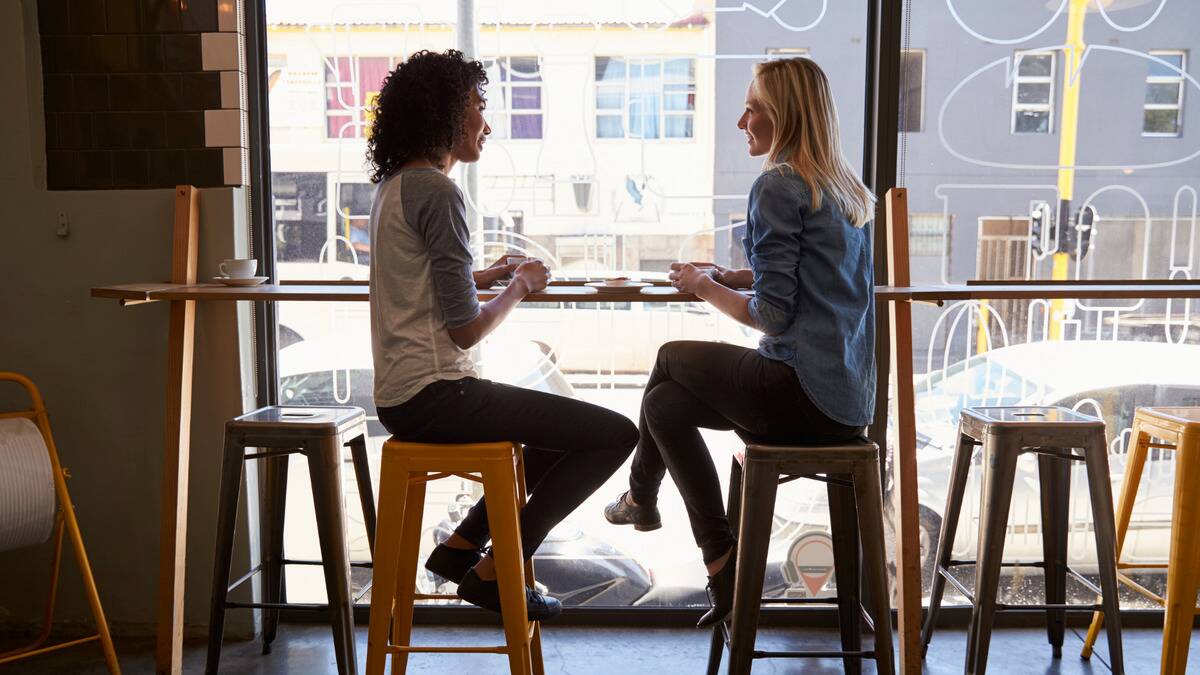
[1082,406,1200,674]
[366,440,545,675]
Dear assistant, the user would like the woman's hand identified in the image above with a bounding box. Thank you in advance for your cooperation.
[511,259,551,295]
[685,261,731,285]
[473,256,518,289]
[669,262,718,295]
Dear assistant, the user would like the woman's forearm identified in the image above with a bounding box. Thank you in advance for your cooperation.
[695,275,758,329]
[447,283,526,349]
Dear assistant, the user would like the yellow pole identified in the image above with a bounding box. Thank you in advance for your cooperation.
[1049,0,1088,340]
[976,300,991,355]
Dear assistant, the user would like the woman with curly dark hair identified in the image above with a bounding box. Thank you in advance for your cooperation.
[367,50,638,621]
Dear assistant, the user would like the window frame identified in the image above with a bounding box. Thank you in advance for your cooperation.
[1143,49,1187,138]
[482,55,547,141]
[592,55,697,142]
[1010,50,1056,135]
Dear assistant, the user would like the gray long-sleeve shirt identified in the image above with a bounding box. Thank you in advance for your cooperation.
[369,168,480,407]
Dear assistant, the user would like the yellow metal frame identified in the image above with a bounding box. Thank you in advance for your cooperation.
[366,440,545,675]
[0,372,119,672]
[1081,407,1200,674]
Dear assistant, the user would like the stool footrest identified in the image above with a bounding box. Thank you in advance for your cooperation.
[414,593,460,601]
[388,645,508,655]
[938,563,1104,608]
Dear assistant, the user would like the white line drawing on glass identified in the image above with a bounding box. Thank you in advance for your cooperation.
[945,0,1068,45]
[1095,0,1168,32]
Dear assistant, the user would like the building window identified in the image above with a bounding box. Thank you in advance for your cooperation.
[324,56,391,139]
[594,57,695,140]
[483,56,545,140]
[1144,50,1186,136]
[1011,51,1055,134]
[900,49,925,132]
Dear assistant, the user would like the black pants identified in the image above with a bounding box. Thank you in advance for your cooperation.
[628,341,862,565]
[377,377,639,558]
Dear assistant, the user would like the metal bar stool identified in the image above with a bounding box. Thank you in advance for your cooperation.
[205,406,375,675]
[1082,406,1200,674]
[706,439,895,675]
[366,440,544,675]
[921,406,1124,675]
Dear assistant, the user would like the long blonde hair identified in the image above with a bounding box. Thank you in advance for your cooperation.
[753,58,875,227]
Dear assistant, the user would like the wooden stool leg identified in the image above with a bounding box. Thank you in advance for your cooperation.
[348,432,378,555]
[828,477,862,675]
[366,452,411,675]
[259,452,289,654]
[308,438,357,675]
[967,434,1018,675]
[389,474,428,675]
[728,458,778,675]
[1037,452,1070,658]
[1161,437,1200,675]
[514,446,545,675]
[1083,420,1149,658]
[922,432,974,655]
[852,457,895,675]
[706,459,742,675]
[204,435,245,675]
[482,459,533,675]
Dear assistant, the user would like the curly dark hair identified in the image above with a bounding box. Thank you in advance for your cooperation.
[367,49,488,183]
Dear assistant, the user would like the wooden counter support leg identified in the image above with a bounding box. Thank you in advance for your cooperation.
[155,186,200,675]
[886,188,922,674]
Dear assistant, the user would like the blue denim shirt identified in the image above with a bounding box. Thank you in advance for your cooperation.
[743,167,876,427]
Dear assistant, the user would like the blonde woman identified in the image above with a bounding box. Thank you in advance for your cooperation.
[604,58,876,626]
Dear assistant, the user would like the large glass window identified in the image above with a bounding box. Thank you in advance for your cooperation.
[898,0,1200,609]
[265,1,867,609]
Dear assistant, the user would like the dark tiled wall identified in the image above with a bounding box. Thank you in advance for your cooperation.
[37,0,246,190]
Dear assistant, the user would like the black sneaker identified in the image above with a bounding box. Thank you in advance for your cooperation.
[424,543,483,585]
[603,491,662,531]
[456,569,562,621]
[696,555,736,628]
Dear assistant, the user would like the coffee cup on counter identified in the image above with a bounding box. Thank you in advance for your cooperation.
[219,258,258,279]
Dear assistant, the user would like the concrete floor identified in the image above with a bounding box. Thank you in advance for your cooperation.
[3,623,1191,674]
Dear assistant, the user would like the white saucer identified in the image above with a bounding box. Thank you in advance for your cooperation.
[212,276,269,287]
[584,281,651,293]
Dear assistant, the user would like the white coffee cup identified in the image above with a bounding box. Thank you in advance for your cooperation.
[219,258,258,279]
[504,255,528,267]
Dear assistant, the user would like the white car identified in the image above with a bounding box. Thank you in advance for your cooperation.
[770,340,1200,595]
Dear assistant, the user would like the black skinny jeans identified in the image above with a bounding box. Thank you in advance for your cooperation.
[628,341,863,565]
[377,377,639,559]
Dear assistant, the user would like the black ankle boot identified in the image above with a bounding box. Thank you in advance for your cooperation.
[696,556,736,628]
[424,543,483,584]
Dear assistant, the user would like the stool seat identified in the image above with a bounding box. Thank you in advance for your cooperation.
[227,405,365,434]
[366,439,545,675]
[922,405,1124,675]
[206,406,374,675]
[709,438,894,675]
